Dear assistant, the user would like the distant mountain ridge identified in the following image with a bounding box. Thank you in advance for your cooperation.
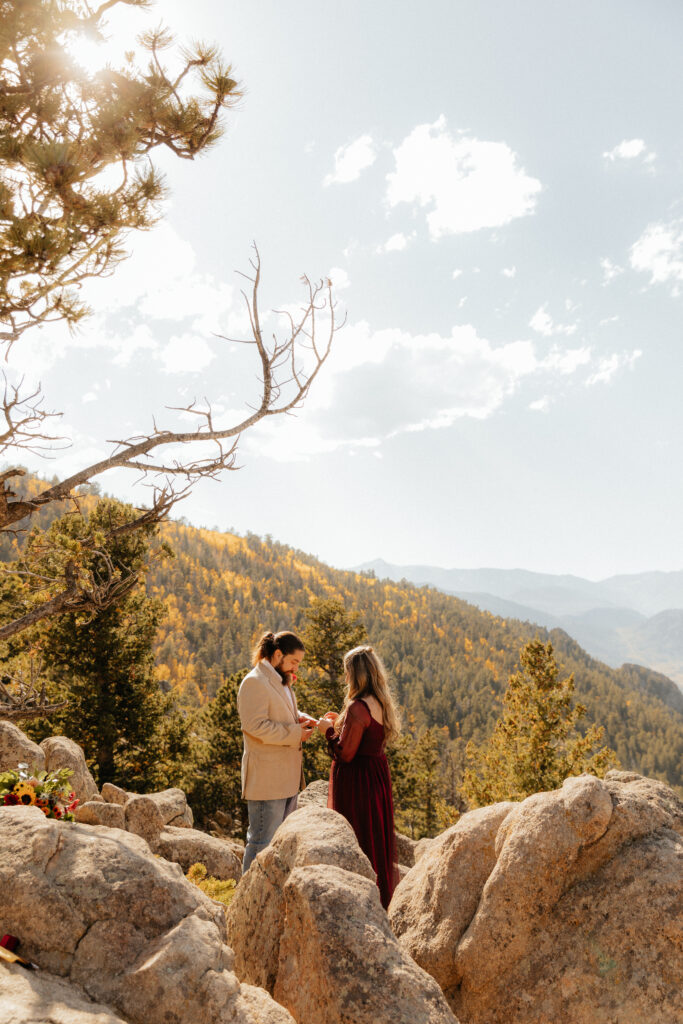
[355,560,683,686]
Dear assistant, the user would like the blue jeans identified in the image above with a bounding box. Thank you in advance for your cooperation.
[242,794,298,874]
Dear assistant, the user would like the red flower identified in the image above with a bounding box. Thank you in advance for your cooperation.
[3,793,19,806]
[53,806,63,819]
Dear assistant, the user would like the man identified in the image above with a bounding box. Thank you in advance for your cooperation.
[238,629,316,872]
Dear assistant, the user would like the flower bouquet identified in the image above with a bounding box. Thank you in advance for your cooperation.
[0,763,79,821]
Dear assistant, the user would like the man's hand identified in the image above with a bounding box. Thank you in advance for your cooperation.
[298,713,318,727]
[300,721,316,742]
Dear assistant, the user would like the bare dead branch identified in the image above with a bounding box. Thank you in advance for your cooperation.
[0,250,342,644]
[0,658,67,723]
[1,249,342,537]
[0,374,68,457]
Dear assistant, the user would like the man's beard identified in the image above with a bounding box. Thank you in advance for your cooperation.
[275,666,291,685]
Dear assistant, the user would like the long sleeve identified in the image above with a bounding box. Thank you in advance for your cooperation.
[327,700,371,763]
[238,676,301,747]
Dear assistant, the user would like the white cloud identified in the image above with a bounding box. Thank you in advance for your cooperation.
[377,232,412,253]
[529,305,577,337]
[630,219,683,288]
[452,269,463,280]
[603,138,656,164]
[529,307,553,335]
[386,116,542,239]
[529,396,551,412]
[327,266,351,290]
[110,324,160,368]
[324,134,377,186]
[540,346,591,374]
[82,222,232,322]
[604,139,645,161]
[502,266,516,278]
[600,257,624,285]
[244,314,616,462]
[161,334,215,374]
[586,350,642,386]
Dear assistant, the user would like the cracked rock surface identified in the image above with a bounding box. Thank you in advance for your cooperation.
[390,771,683,1024]
[227,805,459,1024]
[0,806,294,1024]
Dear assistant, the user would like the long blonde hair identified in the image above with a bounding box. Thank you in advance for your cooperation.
[334,645,401,747]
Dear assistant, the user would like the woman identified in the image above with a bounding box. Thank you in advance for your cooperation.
[238,630,316,873]
[316,645,400,908]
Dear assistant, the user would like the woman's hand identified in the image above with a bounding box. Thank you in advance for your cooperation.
[316,711,338,735]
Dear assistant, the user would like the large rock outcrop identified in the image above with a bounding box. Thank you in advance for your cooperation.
[154,824,242,880]
[144,786,194,828]
[390,771,683,1024]
[40,735,100,804]
[74,801,126,830]
[0,806,294,1024]
[389,800,516,991]
[0,962,130,1024]
[0,720,45,773]
[118,786,194,839]
[228,804,458,1024]
[2,724,238,881]
[298,778,417,869]
[296,778,328,808]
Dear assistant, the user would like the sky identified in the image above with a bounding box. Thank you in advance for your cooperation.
[8,0,683,579]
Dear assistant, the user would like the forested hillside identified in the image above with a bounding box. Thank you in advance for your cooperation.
[2,477,682,793]
[149,521,683,790]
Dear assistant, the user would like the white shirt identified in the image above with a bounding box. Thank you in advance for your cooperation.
[261,659,297,717]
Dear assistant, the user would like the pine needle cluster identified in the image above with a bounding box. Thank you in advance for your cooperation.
[462,639,618,806]
[0,0,240,347]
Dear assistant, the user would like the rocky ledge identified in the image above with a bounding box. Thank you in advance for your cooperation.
[2,718,682,1024]
[390,770,683,1024]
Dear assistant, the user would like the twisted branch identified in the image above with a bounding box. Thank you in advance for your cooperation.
[0,658,67,723]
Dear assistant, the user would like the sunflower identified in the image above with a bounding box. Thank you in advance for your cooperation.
[12,782,36,806]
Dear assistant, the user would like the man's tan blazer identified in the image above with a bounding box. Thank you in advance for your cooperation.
[237,659,304,801]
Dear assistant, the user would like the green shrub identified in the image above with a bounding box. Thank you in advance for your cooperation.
[186,862,237,908]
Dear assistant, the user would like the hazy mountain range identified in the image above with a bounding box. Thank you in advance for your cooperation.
[355,562,683,688]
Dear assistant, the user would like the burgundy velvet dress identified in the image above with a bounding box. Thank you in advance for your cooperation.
[326,698,399,909]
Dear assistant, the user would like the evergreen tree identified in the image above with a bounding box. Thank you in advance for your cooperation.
[1,0,239,347]
[24,498,186,789]
[184,669,247,837]
[461,639,618,807]
[390,726,459,839]
[297,597,368,779]
[301,597,367,712]
[387,731,419,836]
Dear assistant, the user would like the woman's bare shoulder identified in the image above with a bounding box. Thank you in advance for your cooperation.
[359,695,383,724]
